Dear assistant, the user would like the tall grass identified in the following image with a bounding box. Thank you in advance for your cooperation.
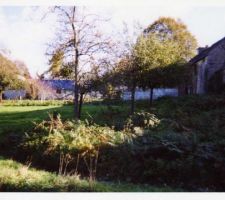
[0,157,178,192]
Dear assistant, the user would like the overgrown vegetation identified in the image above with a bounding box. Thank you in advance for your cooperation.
[22,115,130,182]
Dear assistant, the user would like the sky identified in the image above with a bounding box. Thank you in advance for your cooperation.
[0,1,225,77]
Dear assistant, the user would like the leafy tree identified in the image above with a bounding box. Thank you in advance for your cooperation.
[0,54,24,102]
[134,17,197,105]
[47,49,65,78]
[108,22,142,114]
[113,56,140,114]
[14,60,31,79]
[144,17,197,61]
[24,79,40,100]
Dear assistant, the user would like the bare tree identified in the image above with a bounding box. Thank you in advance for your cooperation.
[46,6,114,119]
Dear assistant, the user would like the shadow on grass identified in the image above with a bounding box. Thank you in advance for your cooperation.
[0,103,130,156]
[0,106,70,137]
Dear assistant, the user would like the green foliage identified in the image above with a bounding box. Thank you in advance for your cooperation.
[125,111,160,131]
[0,54,25,94]
[22,115,131,179]
[23,115,128,152]
[47,49,65,78]
[47,49,75,80]
[101,83,122,101]
[144,17,197,61]
[14,60,31,79]
[134,17,198,89]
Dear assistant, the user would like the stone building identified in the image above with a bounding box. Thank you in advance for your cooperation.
[189,37,225,94]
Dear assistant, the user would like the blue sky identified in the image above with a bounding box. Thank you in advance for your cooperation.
[0,4,225,77]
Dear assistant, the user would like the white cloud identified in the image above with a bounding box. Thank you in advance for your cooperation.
[0,6,58,77]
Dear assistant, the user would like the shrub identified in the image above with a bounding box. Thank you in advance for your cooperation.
[22,115,132,180]
[125,111,160,131]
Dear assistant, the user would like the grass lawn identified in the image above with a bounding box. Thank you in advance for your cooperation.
[0,104,128,138]
[0,105,70,137]
[0,156,181,192]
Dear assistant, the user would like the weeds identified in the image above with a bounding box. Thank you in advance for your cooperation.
[22,114,130,181]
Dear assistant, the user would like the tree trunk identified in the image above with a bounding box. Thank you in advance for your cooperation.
[71,6,79,120]
[131,82,136,115]
[0,90,2,103]
[78,92,84,119]
[73,48,79,119]
[149,87,154,107]
[74,82,79,119]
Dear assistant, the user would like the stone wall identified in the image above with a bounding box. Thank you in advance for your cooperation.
[196,59,207,94]
[206,41,225,81]
[195,40,225,94]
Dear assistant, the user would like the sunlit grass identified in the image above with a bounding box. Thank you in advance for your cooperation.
[0,157,180,192]
[0,103,129,137]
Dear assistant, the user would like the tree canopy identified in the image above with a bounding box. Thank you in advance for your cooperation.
[0,54,25,101]
[143,17,197,61]
[134,17,198,94]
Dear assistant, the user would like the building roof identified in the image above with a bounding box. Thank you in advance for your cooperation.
[189,36,225,64]
[42,80,74,91]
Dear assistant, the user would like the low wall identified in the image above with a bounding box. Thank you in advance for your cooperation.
[122,88,178,100]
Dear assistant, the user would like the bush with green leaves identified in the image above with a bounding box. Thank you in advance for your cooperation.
[125,111,160,131]
[22,114,132,180]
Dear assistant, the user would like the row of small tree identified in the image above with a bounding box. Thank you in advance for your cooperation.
[43,7,198,119]
[106,17,197,113]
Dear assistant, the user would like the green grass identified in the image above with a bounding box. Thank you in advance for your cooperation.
[0,157,180,192]
[0,105,96,136]
[0,103,129,138]
[0,105,66,137]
